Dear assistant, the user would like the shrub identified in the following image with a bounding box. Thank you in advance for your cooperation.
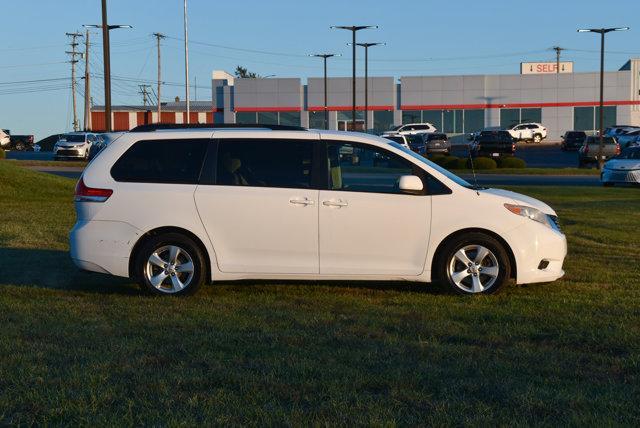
[497,156,526,168]
[455,158,470,169]
[0,148,5,160]
[429,153,447,164]
[441,156,460,169]
[471,156,497,170]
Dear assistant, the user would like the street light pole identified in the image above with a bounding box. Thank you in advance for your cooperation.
[354,42,384,132]
[331,25,376,131]
[184,0,190,123]
[578,27,629,169]
[310,53,340,129]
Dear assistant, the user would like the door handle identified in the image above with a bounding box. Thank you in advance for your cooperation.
[289,197,315,206]
[322,199,348,207]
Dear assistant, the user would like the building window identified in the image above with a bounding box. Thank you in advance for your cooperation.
[521,108,542,123]
[574,106,616,131]
[257,112,278,125]
[236,112,257,124]
[373,110,394,133]
[279,111,301,126]
[464,109,485,133]
[309,111,326,129]
[500,108,520,129]
[422,110,442,131]
[402,110,421,124]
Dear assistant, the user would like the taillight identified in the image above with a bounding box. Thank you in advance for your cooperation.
[615,143,621,155]
[584,145,589,154]
[74,177,112,202]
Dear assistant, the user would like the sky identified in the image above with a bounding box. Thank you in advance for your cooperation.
[2,0,640,139]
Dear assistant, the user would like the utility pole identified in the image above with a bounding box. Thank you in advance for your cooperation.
[552,46,565,73]
[66,32,83,132]
[84,2,132,132]
[153,32,165,123]
[310,53,341,130]
[578,27,630,169]
[138,84,152,106]
[83,30,91,131]
[183,0,190,123]
[355,42,384,131]
[331,25,377,131]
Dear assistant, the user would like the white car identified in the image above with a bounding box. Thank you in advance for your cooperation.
[54,132,100,160]
[0,129,10,149]
[388,123,437,136]
[601,146,640,186]
[505,123,547,143]
[70,125,566,296]
[381,133,410,149]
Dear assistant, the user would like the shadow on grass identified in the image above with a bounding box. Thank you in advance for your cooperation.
[0,247,452,296]
[0,247,138,295]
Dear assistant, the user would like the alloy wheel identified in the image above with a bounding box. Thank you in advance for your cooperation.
[144,245,195,294]
[447,244,499,293]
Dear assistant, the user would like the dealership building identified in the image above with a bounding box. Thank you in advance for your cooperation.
[92,59,640,140]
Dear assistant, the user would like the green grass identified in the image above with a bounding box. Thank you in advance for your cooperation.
[0,160,639,425]
[2,159,88,168]
[451,167,600,175]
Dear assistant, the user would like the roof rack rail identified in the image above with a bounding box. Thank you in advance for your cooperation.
[129,123,307,132]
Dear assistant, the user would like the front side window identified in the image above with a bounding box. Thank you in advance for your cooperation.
[326,142,416,194]
[111,139,209,184]
[216,139,313,189]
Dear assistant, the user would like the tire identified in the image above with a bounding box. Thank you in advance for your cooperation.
[14,142,25,151]
[533,134,542,143]
[436,232,511,295]
[133,232,207,296]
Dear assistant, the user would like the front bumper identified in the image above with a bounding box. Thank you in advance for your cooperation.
[601,168,640,184]
[507,221,567,284]
[54,146,87,158]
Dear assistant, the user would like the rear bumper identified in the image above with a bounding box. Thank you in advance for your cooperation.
[70,220,143,277]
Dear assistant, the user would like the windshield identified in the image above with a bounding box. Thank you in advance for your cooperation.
[60,134,86,142]
[387,141,473,189]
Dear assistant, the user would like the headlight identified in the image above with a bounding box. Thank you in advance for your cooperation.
[504,203,558,231]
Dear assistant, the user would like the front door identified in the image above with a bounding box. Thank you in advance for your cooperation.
[319,141,431,275]
[195,137,320,274]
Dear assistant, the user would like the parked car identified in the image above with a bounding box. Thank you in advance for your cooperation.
[54,132,100,160]
[615,129,640,149]
[604,125,640,138]
[0,129,10,149]
[87,132,125,160]
[406,133,450,155]
[70,124,566,296]
[505,123,547,143]
[578,136,620,167]
[601,146,640,186]
[387,123,437,136]
[0,129,35,151]
[560,131,587,151]
[471,130,516,158]
[381,134,410,149]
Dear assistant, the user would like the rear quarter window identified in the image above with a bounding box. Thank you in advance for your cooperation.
[111,139,209,184]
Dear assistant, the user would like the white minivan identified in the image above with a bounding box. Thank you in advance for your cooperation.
[70,124,566,296]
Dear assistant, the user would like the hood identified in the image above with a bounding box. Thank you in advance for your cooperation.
[480,188,556,216]
[605,159,640,170]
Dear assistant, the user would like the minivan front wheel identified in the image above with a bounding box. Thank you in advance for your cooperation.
[437,233,511,295]
[134,233,206,296]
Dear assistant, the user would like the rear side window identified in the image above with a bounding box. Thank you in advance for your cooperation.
[216,139,313,189]
[111,139,208,184]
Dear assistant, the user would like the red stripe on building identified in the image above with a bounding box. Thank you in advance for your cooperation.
[234,106,301,112]
[307,105,394,112]
[401,100,640,110]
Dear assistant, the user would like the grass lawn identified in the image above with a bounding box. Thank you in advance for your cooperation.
[0,160,638,425]
[2,159,88,168]
[451,167,600,175]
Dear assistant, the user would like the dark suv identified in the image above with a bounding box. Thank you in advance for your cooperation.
[560,131,587,151]
[471,131,516,157]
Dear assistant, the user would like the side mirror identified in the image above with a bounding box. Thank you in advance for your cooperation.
[398,175,423,194]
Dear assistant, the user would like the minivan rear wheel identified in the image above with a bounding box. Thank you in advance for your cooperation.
[437,232,511,295]
[134,233,206,296]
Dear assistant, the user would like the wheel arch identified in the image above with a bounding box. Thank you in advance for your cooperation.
[128,226,212,282]
[430,228,517,280]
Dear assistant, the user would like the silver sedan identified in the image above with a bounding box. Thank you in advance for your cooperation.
[601,147,640,187]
